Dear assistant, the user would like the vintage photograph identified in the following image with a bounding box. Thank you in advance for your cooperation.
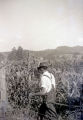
[0,0,83,120]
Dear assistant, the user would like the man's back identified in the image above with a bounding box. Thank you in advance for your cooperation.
[40,71,56,103]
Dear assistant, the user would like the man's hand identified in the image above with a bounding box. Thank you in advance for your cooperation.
[29,87,46,98]
[29,93,34,98]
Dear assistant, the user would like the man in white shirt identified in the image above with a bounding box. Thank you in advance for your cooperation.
[29,62,56,120]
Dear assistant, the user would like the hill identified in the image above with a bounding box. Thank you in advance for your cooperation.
[56,46,83,54]
[1,46,83,61]
[29,46,83,60]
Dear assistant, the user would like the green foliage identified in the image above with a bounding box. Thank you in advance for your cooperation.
[6,57,40,108]
[6,53,83,119]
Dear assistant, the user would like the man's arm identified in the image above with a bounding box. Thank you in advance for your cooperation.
[29,76,47,98]
[29,87,47,98]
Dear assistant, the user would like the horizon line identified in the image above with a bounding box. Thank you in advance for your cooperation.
[0,45,83,53]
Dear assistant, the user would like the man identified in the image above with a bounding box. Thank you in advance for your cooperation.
[29,62,56,120]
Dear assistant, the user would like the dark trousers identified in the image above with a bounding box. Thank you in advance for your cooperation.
[38,102,48,120]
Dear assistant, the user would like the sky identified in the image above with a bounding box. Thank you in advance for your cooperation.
[0,0,83,52]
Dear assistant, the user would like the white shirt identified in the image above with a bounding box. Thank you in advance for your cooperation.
[40,71,56,93]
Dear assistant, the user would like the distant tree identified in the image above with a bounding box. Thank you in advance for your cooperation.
[8,47,17,61]
[16,46,24,60]
[0,53,4,63]
[8,46,26,61]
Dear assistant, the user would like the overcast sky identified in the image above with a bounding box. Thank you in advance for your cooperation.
[0,0,83,52]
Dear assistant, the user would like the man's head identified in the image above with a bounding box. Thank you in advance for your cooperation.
[37,62,48,74]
